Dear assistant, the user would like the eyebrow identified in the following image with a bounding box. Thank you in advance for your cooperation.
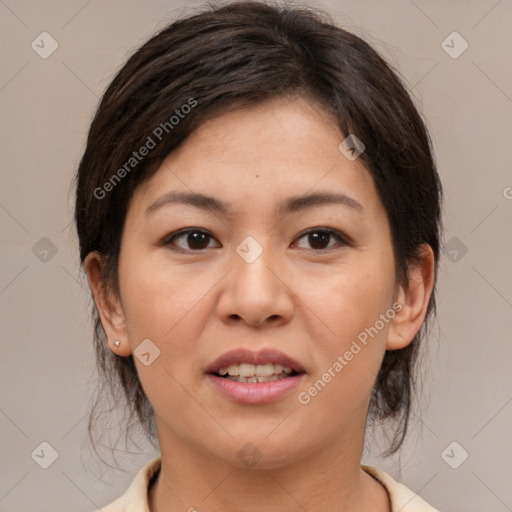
[145,190,364,217]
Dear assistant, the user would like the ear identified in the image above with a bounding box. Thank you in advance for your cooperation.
[386,243,436,350]
[84,251,132,357]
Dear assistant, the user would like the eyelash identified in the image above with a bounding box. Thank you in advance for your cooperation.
[162,227,349,253]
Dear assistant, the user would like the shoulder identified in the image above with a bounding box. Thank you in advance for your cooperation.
[362,465,441,512]
[95,456,162,512]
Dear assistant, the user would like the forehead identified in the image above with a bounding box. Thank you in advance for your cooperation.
[128,96,379,220]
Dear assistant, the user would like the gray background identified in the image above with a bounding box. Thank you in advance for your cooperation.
[1,1,511,511]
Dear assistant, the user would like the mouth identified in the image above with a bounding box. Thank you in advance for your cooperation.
[214,362,301,383]
[205,347,306,379]
[205,348,306,404]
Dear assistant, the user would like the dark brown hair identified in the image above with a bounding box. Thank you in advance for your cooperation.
[73,0,443,460]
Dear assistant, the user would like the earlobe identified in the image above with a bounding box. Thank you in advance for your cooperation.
[84,251,132,357]
[386,244,435,351]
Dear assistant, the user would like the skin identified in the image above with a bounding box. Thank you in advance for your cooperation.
[85,95,435,512]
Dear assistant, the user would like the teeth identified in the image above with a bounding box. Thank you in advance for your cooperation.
[218,363,295,377]
[240,363,255,377]
[273,363,284,374]
[224,374,289,383]
[227,365,239,376]
[255,363,274,377]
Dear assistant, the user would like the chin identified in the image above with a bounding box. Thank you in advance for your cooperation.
[205,432,311,470]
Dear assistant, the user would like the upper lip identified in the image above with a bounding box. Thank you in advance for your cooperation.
[205,348,306,374]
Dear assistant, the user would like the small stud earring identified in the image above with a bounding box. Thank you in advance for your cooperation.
[114,340,121,347]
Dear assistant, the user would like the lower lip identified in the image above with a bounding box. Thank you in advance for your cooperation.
[206,373,305,404]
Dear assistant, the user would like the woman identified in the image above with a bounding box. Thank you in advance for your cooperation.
[74,2,443,510]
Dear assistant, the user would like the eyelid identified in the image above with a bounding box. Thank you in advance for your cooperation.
[161,228,218,251]
[292,227,350,250]
[162,227,350,252]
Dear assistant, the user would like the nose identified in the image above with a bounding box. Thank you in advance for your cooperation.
[215,241,294,328]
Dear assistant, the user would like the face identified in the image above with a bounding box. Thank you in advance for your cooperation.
[90,95,410,469]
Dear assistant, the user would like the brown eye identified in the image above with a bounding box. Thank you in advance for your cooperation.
[163,227,348,253]
[294,228,347,251]
[164,229,218,251]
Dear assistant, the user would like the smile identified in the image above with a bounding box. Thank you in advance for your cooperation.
[207,367,305,404]
[218,362,297,382]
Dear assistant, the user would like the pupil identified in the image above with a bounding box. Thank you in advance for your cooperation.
[189,232,209,249]
[310,232,329,249]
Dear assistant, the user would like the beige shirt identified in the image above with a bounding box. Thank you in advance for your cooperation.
[98,456,440,512]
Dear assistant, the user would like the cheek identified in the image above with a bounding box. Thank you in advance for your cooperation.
[118,246,210,343]
[304,252,395,349]
[117,252,212,425]
[294,251,395,408]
